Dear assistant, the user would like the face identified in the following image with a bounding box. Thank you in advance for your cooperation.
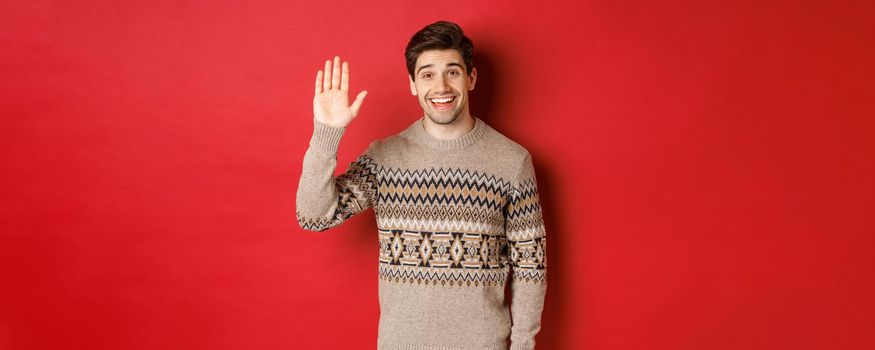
[409,49,477,125]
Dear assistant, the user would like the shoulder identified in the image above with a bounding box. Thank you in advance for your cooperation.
[480,122,532,165]
[475,123,540,186]
[363,119,425,156]
[364,133,411,157]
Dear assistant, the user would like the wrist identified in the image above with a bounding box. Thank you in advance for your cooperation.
[309,119,346,156]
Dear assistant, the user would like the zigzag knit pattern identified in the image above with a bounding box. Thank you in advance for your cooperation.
[296,154,379,232]
[299,155,547,288]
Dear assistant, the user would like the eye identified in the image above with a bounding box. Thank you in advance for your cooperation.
[422,73,432,79]
[448,70,459,77]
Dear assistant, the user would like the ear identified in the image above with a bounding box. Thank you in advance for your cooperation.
[409,75,418,96]
[468,67,477,91]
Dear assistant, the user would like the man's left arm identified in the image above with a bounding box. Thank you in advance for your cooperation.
[505,152,548,350]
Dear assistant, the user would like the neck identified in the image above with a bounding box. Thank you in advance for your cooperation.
[422,110,475,140]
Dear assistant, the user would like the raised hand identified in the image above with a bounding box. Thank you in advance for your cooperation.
[313,56,368,128]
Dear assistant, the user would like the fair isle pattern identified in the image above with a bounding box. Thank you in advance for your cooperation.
[378,229,510,268]
[505,176,548,284]
[297,154,379,232]
[378,264,508,287]
[509,237,547,284]
[375,206,505,234]
[377,166,509,210]
[371,164,547,287]
[375,166,510,235]
[505,177,547,241]
[295,151,547,286]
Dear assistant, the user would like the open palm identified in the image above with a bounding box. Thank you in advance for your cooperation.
[313,56,367,128]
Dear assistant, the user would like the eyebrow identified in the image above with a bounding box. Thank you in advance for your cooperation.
[416,62,464,74]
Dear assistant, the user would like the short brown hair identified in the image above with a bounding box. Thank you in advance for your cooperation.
[405,21,474,80]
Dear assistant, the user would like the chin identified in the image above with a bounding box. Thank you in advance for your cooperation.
[427,112,460,125]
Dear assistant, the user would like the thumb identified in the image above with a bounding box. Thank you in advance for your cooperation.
[350,90,368,117]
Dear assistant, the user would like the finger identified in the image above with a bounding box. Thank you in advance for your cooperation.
[340,61,349,92]
[315,70,323,94]
[323,59,331,91]
[350,90,367,117]
[331,56,341,90]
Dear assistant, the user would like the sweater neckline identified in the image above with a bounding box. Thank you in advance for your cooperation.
[408,116,487,150]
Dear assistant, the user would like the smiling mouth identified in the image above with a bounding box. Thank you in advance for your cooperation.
[429,96,456,110]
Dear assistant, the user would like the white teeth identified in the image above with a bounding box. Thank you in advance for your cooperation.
[430,96,454,103]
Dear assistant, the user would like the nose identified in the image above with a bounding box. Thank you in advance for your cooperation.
[435,76,451,92]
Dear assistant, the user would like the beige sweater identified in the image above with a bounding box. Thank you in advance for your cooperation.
[296,116,548,350]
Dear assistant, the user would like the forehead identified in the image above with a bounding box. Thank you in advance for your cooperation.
[415,49,465,70]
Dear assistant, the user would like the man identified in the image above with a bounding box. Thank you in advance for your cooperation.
[296,21,548,350]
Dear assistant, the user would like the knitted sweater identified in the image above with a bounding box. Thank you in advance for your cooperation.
[296,116,548,350]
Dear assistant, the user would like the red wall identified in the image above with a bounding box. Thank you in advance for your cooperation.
[2,1,873,349]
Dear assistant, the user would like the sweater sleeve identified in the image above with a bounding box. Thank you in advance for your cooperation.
[295,119,379,232]
[504,152,548,350]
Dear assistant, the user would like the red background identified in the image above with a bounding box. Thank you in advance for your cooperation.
[2,1,874,349]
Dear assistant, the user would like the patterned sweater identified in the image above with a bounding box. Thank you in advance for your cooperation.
[296,116,548,350]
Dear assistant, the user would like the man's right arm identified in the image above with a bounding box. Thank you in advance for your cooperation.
[296,55,372,232]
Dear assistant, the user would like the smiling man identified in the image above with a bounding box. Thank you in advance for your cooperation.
[296,21,548,350]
